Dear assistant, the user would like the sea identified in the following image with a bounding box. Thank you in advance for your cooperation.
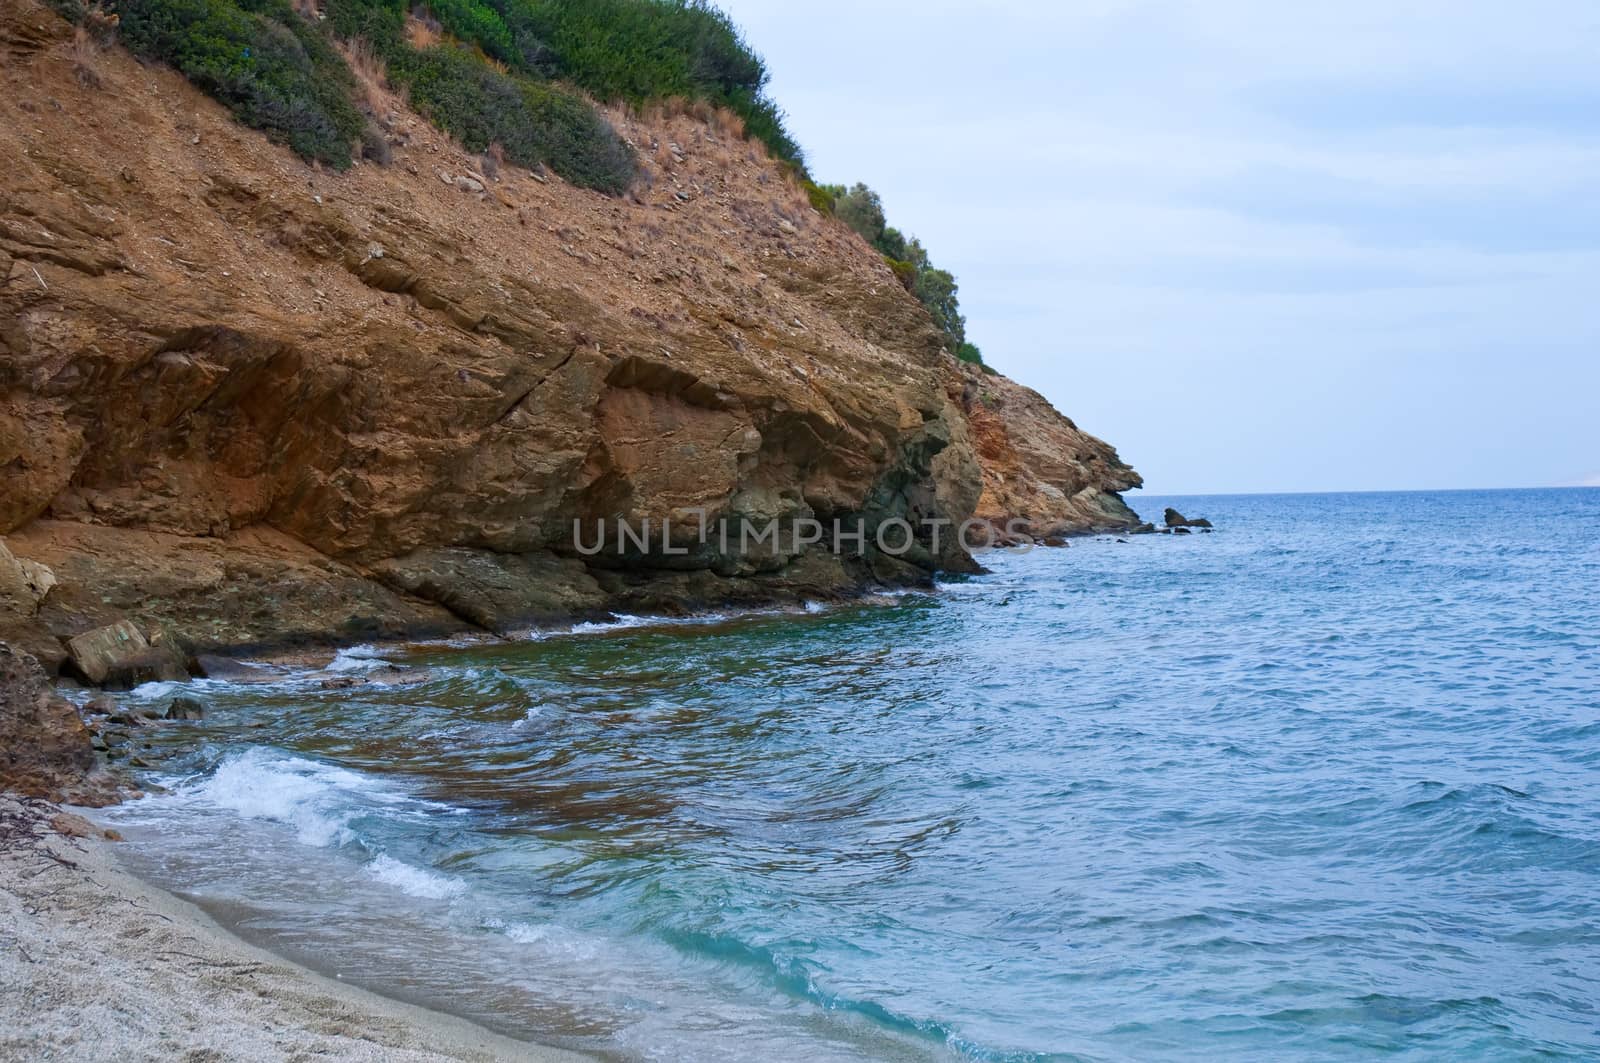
[94,488,1600,1061]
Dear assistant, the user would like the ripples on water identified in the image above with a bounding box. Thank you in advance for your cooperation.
[99,489,1600,1061]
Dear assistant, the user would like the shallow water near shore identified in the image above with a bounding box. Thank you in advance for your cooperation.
[97,488,1600,1061]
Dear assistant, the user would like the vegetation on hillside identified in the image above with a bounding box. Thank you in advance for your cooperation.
[814,182,986,366]
[54,0,797,186]
[64,0,367,166]
[323,0,802,173]
[51,0,989,366]
[478,0,803,167]
[324,0,635,190]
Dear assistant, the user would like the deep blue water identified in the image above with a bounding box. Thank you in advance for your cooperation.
[99,488,1600,1061]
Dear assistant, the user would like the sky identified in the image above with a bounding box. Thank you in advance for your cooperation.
[723,0,1600,494]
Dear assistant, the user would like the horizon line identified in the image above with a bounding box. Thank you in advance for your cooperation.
[1133,483,1600,499]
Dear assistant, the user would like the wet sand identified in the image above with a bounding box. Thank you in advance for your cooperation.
[0,798,591,1063]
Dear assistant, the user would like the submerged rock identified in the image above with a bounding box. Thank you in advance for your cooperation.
[365,666,434,686]
[165,696,207,721]
[318,675,365,690]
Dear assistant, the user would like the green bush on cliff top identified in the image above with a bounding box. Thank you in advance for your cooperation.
[325,0,804,170]
[823,182,984,363]
[61,0,982,361]
[386,41,635,192]
[71,0,801,187]
[110,0,366,167]
[480,0,803,167]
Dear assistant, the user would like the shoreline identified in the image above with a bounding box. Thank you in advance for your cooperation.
[0,798,593,1062]
[167,583,947,676]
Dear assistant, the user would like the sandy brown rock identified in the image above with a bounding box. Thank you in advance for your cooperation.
[0,642,122,805]
[950,364,1143,539]
[62,618,187,688]
[373,548,608,635]
[4,521,460,659]
[0,0,1140,656]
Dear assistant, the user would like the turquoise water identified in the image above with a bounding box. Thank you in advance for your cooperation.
[100,489,1600,1060]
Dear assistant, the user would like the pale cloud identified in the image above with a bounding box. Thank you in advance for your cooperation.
[725,0,1600,492]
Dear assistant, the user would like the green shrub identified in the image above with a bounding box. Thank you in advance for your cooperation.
[109,0,366,167]
[480,0,802,167]
[802,178,835,215]
[426,0,516,65]
[913,266,965,348]
[828,179,978,355]
[45,0,89,20]
[359,118,392,164]
[322,0,404,51]
[884,256,917,291]
[832,182,886,247]
[391,42,635,192]
[326,0,802,178]
[723,87,801,168]
[956,342,986,367]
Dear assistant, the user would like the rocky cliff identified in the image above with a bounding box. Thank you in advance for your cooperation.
[0,0,1140,672]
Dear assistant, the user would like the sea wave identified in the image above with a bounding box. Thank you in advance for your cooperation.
[368,854,466,900]
[183,747,392,847]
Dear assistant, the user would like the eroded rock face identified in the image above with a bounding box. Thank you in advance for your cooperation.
[372,548,608,635]
[0,642,122,805]
[0,0,1141,654]
[951,365,1144,540]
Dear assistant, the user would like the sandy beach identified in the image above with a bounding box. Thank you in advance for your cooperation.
[0,798,590,1063]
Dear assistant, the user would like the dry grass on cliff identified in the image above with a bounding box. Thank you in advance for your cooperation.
[404,12,442,50]
[340,37,404,122]
[68,26,103,89]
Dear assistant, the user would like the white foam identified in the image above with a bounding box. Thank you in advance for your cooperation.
[496,920,599,961]
[324,644,393,673]
[567,613,653,635]
[187,747,388,847]
[128,679,186,699]
[802,600,827,614]
[368,854,465,900]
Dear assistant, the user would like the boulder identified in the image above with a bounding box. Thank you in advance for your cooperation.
[64,619,147,684]
[50,811,99,838]
[372,548,608,636]
[1163,507,1214,529]
[0,641,122,805]
[194,654,265,682]
[64,620,188,689]
[165,695,206,721]
[0,540,55,615]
